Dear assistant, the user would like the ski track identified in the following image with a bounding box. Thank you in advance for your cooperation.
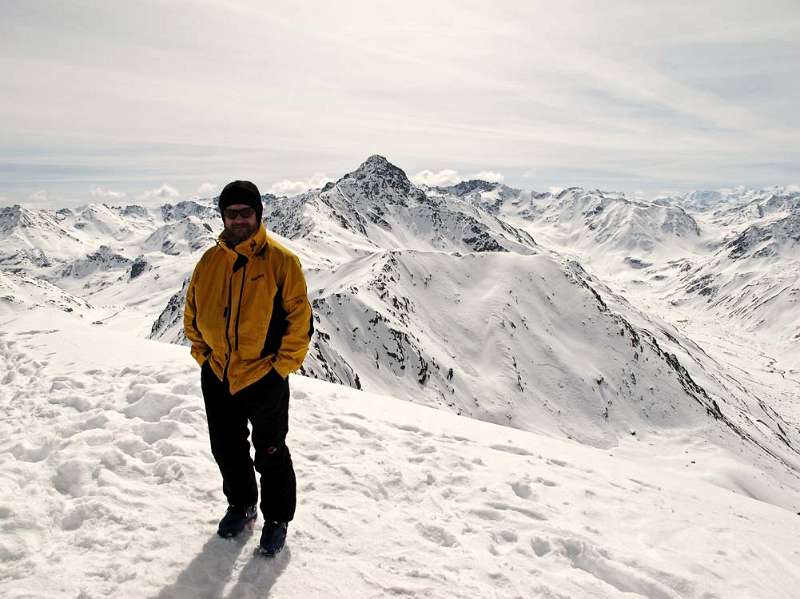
[1,328,799,598]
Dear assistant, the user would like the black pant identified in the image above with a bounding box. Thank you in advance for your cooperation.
[201,362,296,523]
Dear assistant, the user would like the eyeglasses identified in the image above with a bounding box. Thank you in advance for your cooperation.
[223,207,255,220]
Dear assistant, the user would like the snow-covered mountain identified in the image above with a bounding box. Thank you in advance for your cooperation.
[264,155,538,259]
[665,195,800,345]
[3,159,799,460]
[300,247,799,464]
[3,158,800,597]
[447,183,703,265]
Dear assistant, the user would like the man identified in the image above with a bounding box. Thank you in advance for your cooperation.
[184,180,313,557]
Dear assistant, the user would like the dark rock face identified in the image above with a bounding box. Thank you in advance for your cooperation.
[149,276,190,344]
[130,256,149,279]
[120,205,149,218]
[263,193,315,240]
[624,257,652,269]
[336,155,420,207]
[161,201,218,222]
[0,248,52,270]
[449,180,498,196]
[0,205,25,235]
[726,212,800,260]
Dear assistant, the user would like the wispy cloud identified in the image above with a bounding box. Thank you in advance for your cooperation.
[472,171,504,183]
[409,170,461,187]
[90,186,126,200]
[27,190,52,204]
[195,182,218,199]
[269,174,334,196]
[410,169,504,187]
[138,184,180,202]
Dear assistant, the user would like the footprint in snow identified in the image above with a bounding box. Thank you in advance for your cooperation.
[485,501,548,521]
[331,417,375,439]
[490,444,533,456]
[553,537,684,599]
[531,537,552,557]
[123,390,183,423]
[416,523,459,547]
[510,481,534,499]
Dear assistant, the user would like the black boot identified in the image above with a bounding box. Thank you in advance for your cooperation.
[217,504,257,538]
[258,521,288,557]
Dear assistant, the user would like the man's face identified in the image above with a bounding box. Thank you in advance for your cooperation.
[222,203,259,245]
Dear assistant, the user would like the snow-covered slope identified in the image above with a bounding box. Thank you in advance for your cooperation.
[631,189,800,346]
[297,248,800,464]
[0,270,93,317]
[1,314,799,598]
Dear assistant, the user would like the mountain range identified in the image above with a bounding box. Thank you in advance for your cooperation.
[2,155,799,500]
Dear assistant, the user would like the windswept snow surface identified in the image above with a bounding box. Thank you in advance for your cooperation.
[1,312,800,598]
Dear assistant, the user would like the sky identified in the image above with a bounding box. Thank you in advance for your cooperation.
[1,0,798,208]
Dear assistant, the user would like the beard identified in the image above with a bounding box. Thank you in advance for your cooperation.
[223,221,258,246]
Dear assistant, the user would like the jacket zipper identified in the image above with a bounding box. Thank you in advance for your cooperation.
[222,272,234,381]
[234,262,247,351]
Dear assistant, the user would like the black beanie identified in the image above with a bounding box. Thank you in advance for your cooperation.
[218,180,263,221]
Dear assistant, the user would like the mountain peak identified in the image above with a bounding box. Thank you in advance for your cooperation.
[334,155,415,204]
[363,154,392,168]
[341,155,411,192]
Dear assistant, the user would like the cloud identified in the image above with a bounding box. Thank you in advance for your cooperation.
[27,190,51,204]
[139,184,180,201]
[195,182,219,198]
[410,169,461,187]
[410,169,505,187]
[90,186,126,200]
[268,173,334,196]
[472,171,504,183]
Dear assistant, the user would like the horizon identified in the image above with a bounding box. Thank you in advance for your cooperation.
[2,1,799,208]
[3,152,799,212]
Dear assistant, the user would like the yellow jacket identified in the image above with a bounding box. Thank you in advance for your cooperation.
[183,223,313,394]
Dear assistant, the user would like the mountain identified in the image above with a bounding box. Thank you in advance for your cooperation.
[0,199,223,338]
[0,269,92,316]
[142,218,216,256]
[4,160,800,597]
[451,184,703,263]
[2,157,799,486]
[0,205,84,269]
[666,206,800,344]
[673,186,798,217]
[299,247,799,460]
[264,155,539,258]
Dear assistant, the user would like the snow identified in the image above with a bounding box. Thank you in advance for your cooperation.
[3,160,800,597]
[1,312,799,598]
